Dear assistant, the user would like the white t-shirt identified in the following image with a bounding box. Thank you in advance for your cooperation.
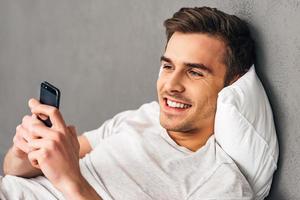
[0,102,253,200]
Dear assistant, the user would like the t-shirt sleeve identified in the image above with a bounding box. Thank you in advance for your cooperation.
[83,110,133,149]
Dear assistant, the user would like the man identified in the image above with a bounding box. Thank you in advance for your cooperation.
[1,7,255,199]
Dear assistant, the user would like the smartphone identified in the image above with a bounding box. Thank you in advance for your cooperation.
[39,81,60,127]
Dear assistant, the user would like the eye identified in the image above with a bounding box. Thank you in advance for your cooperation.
[162,63,173,70]
[188,70,203,78]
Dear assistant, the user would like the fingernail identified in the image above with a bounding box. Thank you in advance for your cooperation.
[28,99,34,108]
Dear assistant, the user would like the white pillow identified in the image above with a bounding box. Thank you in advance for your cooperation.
[214,65,279,200]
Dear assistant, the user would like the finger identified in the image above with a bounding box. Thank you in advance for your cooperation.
[27,138,54,150]
[13,133,31,153]
[12,133,29,157]
[32,113,48,122]
[31,114,44,124]
[28,98,40,109]
[30,104,66,131]
[29,100,48,121]
[22,115,44,132]
[27,139,58,164]
[20,120,42,142]
[15,125,41,152]
[27,150,41,169]
[21,115,32,130]
[27,124,57,140]
[16,124,31,143]
[38,114,48,121]
[11,145,27,158]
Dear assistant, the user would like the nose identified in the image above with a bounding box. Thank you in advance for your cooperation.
[164,72,185,93]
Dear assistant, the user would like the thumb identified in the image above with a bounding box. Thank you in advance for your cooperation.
[28,98,40,109]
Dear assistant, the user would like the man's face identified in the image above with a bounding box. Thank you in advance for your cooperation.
[157,32,227,134]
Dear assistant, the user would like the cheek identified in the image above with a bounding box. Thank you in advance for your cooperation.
[156,77,164,92]
[156,79,161,92]
[156,80,163,99]
[192,81,218,107]
[201,79,222,96]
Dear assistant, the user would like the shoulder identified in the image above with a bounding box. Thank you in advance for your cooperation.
[188,139,253,200]
[205,144,254,199]
[105,101,159,127]
[83,101,160,148]
[114,101,160,127]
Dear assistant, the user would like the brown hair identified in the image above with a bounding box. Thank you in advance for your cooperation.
[164,7,256,85]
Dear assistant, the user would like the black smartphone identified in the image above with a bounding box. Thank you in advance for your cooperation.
[39,81,60,127]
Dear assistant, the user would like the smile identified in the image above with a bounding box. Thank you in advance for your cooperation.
[164,98,192,109]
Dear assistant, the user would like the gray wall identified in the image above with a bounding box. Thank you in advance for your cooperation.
[0,0,299,199]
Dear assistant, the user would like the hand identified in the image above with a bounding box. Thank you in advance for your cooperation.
[12,114,44,159]
[26,98,82,193]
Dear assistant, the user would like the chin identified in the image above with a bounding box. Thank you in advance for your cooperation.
[159,115,190,132]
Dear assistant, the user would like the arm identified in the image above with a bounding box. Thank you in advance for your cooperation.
[24,99,102,199]
[3,115,44,177]
[3,99,92,177]
[62,174,103,200]
[3,146,42,177]
[3,134,92,177]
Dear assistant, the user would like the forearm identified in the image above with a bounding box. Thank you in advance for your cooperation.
[3,147,42,177]
[60,175,103,200]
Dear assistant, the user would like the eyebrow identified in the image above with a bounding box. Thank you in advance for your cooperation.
[160,55,213,74]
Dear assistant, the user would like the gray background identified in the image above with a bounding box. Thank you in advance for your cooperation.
[0,0,299,199]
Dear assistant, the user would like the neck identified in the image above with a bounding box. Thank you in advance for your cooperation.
[167,126,214,152]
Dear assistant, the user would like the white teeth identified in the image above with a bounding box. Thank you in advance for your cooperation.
[167,99,190,109]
